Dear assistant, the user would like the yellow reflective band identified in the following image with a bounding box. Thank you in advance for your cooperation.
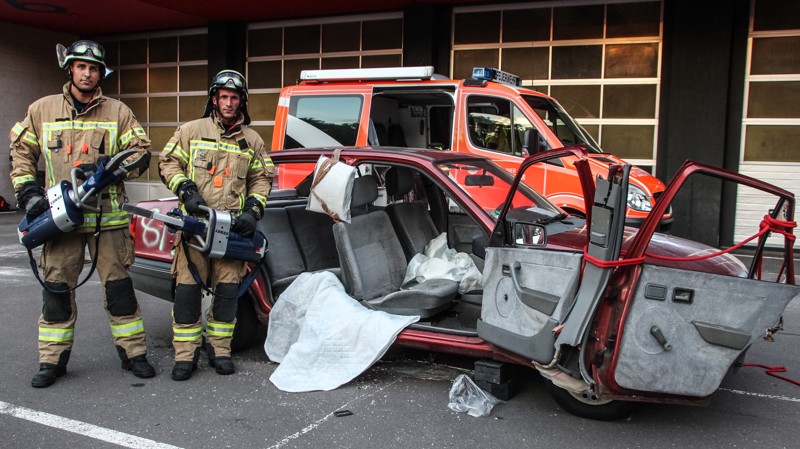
[22,131,38,145]
[82,211,129,228]
[168,173,190,192]
[12,175,37,189]
[110,320,144,337]
[120,127,147,146]
[164,142,189,164]
[42,121,120,154]
[39,327,75,343]
[173,327,203,342]
[206,322,235,338]
[11,122,25,136]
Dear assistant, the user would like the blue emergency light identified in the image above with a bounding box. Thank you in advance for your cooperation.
[471,67,522,86]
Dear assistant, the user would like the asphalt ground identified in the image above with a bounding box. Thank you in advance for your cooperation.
[1,210,799,448]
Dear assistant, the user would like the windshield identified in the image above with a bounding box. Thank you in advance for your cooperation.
[522,95,602,153]
[435,158,563,221]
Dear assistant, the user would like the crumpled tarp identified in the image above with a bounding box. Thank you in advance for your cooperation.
[402,232,483,294]
[265,271,419,392]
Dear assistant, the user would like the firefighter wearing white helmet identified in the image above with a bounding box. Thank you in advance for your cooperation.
[9,40,155,388]
[159,69,274,381]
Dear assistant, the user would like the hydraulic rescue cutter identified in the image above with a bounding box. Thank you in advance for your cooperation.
[17,149,149,249]
[122,204,267,263]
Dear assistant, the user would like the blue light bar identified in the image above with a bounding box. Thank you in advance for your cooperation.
[471,67,521,86]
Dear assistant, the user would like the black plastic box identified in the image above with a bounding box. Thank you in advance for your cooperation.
[474,359,513,384]
[474,378,520,401]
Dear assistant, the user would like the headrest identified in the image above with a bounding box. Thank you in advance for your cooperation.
[385,167,414,198]
[351,175,379,208]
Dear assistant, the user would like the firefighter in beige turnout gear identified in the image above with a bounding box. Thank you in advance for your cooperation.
[160,69,273,381]
[9,40,156,388]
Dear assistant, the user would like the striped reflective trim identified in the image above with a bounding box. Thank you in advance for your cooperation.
[82,211,129,228]
[11,122,25,136]
[163,142,189,164]
[120,127,146,146]
[12,174,37,189]
[250,193,268,209]
[168,173,189,192]
[12,122,39,146]
[173,326,203,342]
[41,121,120,153]
[251,156,274,170]
[206,322,235,338]
[110,319,144,338]
[39,327,75,343]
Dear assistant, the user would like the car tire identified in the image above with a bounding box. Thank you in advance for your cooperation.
[231,294,261,353]
[544,378,636,421]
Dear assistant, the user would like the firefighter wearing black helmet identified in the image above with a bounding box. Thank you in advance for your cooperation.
[9,40,155,388]
[159,70,274,381]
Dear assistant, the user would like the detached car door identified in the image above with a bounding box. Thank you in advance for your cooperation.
[597,162,800,398]
[478,148,601,365]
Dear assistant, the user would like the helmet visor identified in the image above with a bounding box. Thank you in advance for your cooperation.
[68,40,105,61]
[214,71,246,92]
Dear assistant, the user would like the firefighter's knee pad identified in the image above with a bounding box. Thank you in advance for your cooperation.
[213,283,239,322]
[174,284,202,324]
[42,282,71,322]
[106,278,138,316]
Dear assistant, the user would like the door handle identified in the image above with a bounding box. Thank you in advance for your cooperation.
[510,262,559,315]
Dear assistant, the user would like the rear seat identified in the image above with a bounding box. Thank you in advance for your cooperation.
[263,206,339,298]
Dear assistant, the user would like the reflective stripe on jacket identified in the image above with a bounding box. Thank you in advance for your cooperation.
[159,113,273,213]
[9,82,151,231]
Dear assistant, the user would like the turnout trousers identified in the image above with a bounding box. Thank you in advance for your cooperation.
[171,233,246,362]
[38,228,147,365]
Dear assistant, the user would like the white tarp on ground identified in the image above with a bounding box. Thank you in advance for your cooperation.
[265,271,419,392]
[402,232,483,294]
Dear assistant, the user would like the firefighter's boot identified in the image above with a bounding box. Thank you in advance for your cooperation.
[121,354,156,378]
[171,347,200,381]
[31,363,67,388]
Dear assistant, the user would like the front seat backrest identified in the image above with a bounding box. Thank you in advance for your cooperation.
[384,167,439,260]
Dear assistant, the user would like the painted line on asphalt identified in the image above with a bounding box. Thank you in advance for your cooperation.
[0,401,183,449]
[266,378,402,449]
[718,388,800,403]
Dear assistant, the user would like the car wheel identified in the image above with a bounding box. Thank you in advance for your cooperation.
[231,294,261,352]
[544,379,636,421]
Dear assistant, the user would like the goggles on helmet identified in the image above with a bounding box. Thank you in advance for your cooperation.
[211,70,247,95]
[68,40,106,61]
[57,40,112,77]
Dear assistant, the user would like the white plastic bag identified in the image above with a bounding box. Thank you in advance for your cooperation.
[307,148,356,222]
[447,374,503,417]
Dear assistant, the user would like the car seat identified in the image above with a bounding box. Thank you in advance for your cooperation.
[333,174,458,318]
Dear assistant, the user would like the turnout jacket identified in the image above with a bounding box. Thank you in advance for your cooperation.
[159,112,273,213]
[9,82,151,231]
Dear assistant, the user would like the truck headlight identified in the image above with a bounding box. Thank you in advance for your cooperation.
[627,185,653,212]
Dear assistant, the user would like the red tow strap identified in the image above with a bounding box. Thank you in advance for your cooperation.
[583,215,797,273]
[742,363,800,387]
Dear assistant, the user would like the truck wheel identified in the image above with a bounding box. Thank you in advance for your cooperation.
[231,294,260,352]
[544,379,636,421]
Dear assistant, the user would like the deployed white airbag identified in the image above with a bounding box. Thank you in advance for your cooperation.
[402,232,483,294]
[265,271,419,392]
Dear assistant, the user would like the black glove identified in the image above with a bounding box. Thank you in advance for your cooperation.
[16,182,48,219]
[178,180,207,215]
[75,156,111,181]
[233,197,264,238]
[233,209,258,237]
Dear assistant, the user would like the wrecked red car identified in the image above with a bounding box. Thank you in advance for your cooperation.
[129,147,798,420]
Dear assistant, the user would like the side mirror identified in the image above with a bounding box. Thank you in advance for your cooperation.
[522,129,540,155]
[465,174,495,186]
[514,222,546,246]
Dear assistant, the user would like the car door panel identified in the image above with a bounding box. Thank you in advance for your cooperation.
[479,247,582,364]
[614,264,800,397]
